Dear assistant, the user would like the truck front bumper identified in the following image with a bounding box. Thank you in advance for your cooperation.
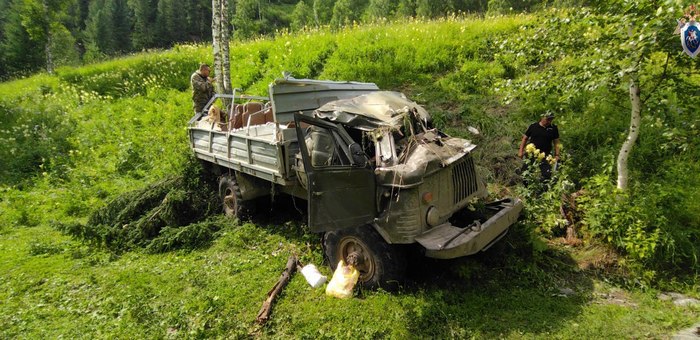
[414,198,523,259]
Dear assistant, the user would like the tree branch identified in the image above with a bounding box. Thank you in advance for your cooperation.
[255,255,299,325]
[641,52,671,105]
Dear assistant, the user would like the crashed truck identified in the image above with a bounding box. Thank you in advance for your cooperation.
[187,77,523,288]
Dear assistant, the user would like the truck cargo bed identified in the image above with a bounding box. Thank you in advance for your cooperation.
[189,122,299,185]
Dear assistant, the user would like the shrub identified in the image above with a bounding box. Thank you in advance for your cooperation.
[576,173,699,280]
[515,150,575,238]
[0,90,76,185]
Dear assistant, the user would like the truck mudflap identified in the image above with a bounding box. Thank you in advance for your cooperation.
[415,198,524,259]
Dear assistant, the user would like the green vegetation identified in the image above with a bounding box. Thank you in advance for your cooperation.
[1,11,698,337]
[0,0,559,80]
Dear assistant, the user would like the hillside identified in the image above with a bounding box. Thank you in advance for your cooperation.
[1,13,699,337]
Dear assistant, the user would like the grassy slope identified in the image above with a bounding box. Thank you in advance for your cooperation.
[1,15,698,337]
[1,223,696,338]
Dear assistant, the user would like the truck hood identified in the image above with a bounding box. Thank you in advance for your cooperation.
[375,132,477,188]
[314,91,431,131]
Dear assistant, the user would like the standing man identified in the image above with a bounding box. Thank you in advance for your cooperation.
[518,112,560,180]
[191,63,215,114]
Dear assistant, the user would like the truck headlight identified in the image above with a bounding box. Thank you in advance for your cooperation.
[426,206,440,227]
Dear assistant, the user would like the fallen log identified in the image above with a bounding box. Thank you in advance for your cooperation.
[255,255,299,325]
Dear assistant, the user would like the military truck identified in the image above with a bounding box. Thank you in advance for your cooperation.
[187,77,523,288]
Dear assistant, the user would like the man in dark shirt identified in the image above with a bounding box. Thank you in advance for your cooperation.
[518,112,560,180]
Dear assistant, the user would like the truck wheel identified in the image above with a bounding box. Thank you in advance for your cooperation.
[218,175,252,219]
[323,226,406,290]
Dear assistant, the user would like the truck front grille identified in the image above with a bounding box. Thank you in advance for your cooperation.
[452,156,478,204]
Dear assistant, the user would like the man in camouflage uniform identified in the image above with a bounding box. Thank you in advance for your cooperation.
[191,64,215,114]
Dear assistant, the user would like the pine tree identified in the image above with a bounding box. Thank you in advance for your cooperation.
[415,0,446,18]
[1,0,44,76]
[312,0,334,25]
[396,0,415,17]
[111,0,132,53]
[83,0,112,58]
[155,0,172,45]
[291,0,314,30]
[183,0,211,42]
[233,0,262,39]
[365,0,395,20]
[330,0,368,27]
[0,0,9,77]
[128,0,157,50]
[458,0,487,13]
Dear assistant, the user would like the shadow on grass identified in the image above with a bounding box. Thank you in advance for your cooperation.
[246,194,312,241]
[247,195,593,337]
[401,228,594,338]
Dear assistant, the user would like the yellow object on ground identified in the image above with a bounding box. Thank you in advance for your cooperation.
[325,260,360,299]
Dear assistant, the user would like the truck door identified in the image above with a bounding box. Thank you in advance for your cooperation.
[294,114,375,232]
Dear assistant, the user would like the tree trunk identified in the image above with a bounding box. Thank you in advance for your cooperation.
[45,28,54,74]
[616,76,641,191]
[43,2,54,74]
[212,0,223,94]
[221,0,232,96]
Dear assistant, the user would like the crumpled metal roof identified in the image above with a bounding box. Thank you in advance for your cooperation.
[314,91,431,130]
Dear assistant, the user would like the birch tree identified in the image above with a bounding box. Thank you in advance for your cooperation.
[220,0,231,95]
[497,2,695,191]
[212,0,222,93]
[21,0,72,74]
[212,0,232,105]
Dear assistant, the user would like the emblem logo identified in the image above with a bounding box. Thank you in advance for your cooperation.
[677,5,700,58]
[680,21,700,58]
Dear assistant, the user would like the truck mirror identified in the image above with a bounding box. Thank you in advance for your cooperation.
[349,143,368,168]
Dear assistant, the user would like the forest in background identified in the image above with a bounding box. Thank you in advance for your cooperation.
[0,0,586,79]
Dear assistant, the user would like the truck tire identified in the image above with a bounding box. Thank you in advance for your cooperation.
[323,225,406,290]
[218,175,252,219]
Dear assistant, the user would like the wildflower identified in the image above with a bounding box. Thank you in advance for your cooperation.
[546,155,556,166]
[525,143,537,155]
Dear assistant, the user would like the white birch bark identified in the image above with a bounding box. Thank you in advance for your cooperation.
[616,77,641,191]
[45,29,54,74]
[221,0,232,95]
[43,2,54,74]
[212,0,223,94]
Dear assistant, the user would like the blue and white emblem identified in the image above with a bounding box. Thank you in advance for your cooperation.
[680,20,700,58]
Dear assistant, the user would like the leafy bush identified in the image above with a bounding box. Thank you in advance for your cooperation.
[577,175,664,262]
[516,151,575,238]
[0,85,76,185]
[575,171,699,281]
